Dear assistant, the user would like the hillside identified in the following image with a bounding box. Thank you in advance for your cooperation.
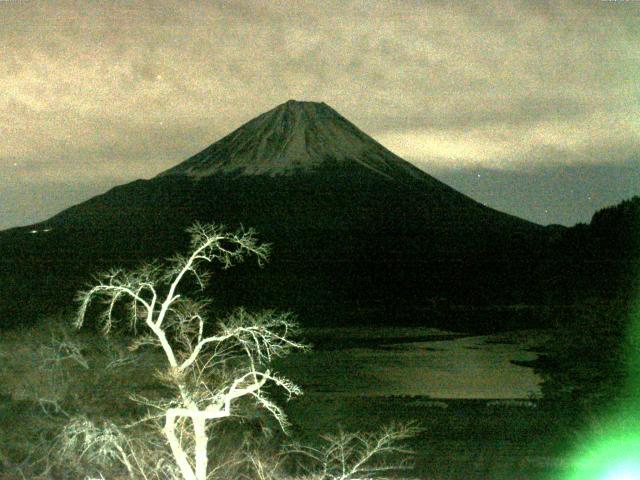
[0,101,552,327]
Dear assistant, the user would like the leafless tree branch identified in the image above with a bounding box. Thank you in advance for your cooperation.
[73,223,304,480]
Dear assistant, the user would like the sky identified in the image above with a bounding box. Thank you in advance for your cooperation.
[1,0,639,229]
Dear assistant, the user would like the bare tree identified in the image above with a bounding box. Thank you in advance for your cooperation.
[287,423,420,480]
[75,222,307,480]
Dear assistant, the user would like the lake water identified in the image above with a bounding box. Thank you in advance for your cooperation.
[277,327,546,399]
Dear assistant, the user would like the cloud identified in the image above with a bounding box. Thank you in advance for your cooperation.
[376,108,640,169]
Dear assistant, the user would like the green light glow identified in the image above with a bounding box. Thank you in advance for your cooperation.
[564,421,640,480]
[563,283,640,479]
[602,462,640,480]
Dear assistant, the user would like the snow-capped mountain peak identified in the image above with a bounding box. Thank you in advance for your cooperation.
[158,100,428,182]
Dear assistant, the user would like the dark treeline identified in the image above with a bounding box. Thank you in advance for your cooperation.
[532,196,640,412]
[546,195,640,305]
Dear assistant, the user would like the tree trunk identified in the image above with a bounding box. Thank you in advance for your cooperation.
[193,416,209,480]
[164,410,197,480]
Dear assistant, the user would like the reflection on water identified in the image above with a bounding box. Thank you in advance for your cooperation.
[277,329,545,399]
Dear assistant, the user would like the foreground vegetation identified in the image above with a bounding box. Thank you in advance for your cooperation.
[0,320,419,479]
[1,223,417,479]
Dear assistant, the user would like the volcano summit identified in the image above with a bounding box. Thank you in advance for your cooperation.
[160,100,438,184]
[0,100,551,327]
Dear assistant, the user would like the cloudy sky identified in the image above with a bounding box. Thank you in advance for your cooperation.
[2,0,638,229]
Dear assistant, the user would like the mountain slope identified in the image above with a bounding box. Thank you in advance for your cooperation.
[159,100,438,183]
[0,101,551,328]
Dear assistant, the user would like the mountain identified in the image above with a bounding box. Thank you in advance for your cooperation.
[0,100,553,328]
[159,100,437,183]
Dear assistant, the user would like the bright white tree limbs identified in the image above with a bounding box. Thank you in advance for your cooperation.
[75,222,306,480]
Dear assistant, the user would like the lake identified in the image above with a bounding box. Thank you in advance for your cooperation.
[277,327,547,399]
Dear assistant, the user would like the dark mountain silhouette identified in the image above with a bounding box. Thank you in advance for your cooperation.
[1,100,555,328]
